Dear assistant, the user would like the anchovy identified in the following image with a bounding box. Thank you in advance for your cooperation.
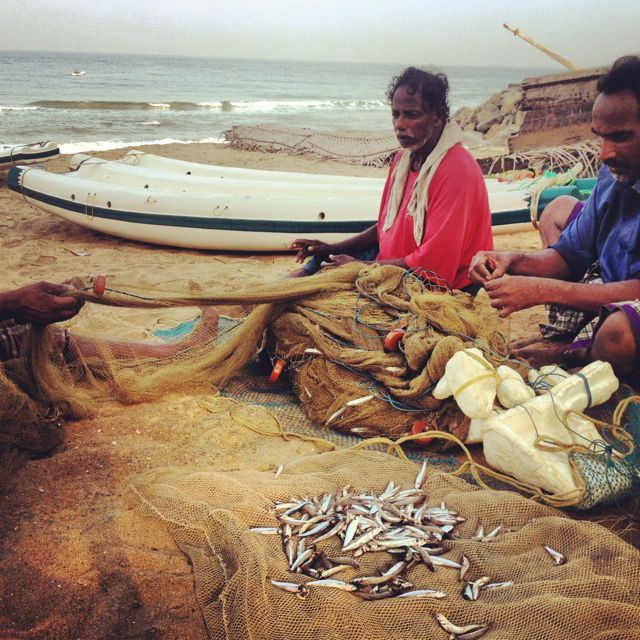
[319,564,352,578]
[298,519,333,538]
[351,561,407,587]
[459,554,470,581]
[346,394,375,407]
[484,581,514,590]
[543,545,566,565]
[342,527,382,552]
[396,589,447,599]
[270,580,308,598]
[313,519,346,544]
[462,576,491,601]
[325,556,360,568]
[326,407,345,425]
[415,460,428,489]
[482,524,503,541]
[430,556,462,569]
[306,579,357,591]
[249,527,279,535]
[435,613,485,636]
[351,589,397,600]
[342,516,362,548]
[290,548,314,572]
[273,464,284,478]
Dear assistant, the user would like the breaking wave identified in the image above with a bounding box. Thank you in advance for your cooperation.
[28,99,387,113]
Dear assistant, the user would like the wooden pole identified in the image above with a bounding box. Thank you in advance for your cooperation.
[503,23,579,71]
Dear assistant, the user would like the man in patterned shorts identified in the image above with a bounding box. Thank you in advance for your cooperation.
[468,55,640,381]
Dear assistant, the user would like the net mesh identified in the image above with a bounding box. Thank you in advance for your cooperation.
[125,448,640,640]
[224,125,398,167]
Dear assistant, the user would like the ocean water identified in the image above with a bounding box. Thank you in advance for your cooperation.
[0,51,555,154]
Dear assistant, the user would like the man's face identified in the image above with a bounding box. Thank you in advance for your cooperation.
[592,90,640,183]
[391,85,443,153]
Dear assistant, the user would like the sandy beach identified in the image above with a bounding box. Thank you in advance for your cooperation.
[0,143,586,639]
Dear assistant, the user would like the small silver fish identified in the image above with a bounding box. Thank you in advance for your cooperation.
[319,564,351,578]
[306,579,357,591]
[395,589,446,599]
[457,626,491,640]
[435,613,485,636]
[249,527,279,535]
[346,394,374,407]
[462,576,491,601]
[326,407,345,425]
[290,548,314,572]
[543,545,566,565]
[430,556,462,569]
[270,580,309,599]
[484,581,514,590]
[459,554,470,581]
[273,464,284,478]
[342,527,382,552]
[482,524,503,541]
[414,460,428,489]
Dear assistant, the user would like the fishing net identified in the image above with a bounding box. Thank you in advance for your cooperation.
[482,140,600,177]
[1,263,639,511]
[125,448,640,640]
[224,125,398,167]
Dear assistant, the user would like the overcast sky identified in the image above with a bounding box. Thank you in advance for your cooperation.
[2,0,637,69]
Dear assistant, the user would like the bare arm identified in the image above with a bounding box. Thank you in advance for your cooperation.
[291,225,378,263]
[469,248,571,283]
[484,275,640,317]
[0,282,83,325]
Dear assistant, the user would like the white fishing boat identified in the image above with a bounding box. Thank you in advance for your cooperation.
[72,68,86,76]
[0,141,60,171]
[8,151,593,252]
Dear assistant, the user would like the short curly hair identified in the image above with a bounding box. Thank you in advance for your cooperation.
[597,55,640,117]
[386,66,450,121]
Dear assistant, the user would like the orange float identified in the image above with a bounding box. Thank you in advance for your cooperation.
[92,274,106,296]
[268,358,286,382]
[410,419,436,446]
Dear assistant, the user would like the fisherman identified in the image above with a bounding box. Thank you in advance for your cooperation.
[289,66,493,292]
[469,55,640,379]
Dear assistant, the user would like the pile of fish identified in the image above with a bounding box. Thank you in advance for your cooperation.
[251,461,566,639]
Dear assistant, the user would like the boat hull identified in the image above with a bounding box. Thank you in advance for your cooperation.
[8,154,593,251]
[0,142,60,171]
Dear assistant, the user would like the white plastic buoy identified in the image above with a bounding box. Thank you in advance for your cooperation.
[433,348,497,419]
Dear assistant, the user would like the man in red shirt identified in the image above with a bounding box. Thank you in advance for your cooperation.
[290,66,493,292]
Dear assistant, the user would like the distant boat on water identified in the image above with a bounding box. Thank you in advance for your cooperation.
[72,68,85,76]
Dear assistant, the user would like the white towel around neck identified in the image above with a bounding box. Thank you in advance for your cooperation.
[383,121,463,245]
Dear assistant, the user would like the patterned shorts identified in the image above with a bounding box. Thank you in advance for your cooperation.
[538,262,602,340]
[0,324,30,361]
[568,300,640,364]
[0,324,70,362]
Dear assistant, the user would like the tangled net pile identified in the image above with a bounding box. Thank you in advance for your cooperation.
[0,263,509,457]
[3,262,639,512]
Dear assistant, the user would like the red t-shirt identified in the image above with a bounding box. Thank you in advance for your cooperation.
[377,144,493,290]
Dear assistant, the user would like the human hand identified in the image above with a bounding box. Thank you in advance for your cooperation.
[320,254,356,268]
[468,252,511,283]
[6,281,84,325]
[483,275,546,317]
[289,239,332,264]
